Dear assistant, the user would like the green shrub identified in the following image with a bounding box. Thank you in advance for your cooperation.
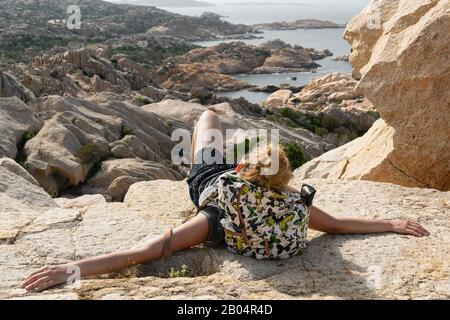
[279,107,301,120]
[304,113,322,130]
[170,73,184,82]
[134,96,152,106]
[168,265,191,278]
[121,126,135,137]
[15,152,27,168]
[314,127,329,137]
[22,131,35,142]
[283,143,307,170]
[346,131,359,141]
[321,114,343,132]
[75,143,103,165]
[255,48,271,57]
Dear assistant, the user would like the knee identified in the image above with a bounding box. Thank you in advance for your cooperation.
[200,110,219,121]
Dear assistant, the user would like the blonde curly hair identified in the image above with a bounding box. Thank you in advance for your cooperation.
[237,144,293,192]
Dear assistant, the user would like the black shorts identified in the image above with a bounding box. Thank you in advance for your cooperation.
[186,148,236,246]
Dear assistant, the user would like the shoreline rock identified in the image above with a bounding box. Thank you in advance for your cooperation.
[160,40,332,92]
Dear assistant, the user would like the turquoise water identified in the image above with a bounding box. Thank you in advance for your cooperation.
[194,29,352,103]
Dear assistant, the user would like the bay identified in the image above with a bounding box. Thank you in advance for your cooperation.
[194,29,352,103]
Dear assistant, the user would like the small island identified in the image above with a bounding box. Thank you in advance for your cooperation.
[253,19,345,31]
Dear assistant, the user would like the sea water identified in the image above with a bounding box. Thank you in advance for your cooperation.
[193,29,352,103]
[158,2,369,103]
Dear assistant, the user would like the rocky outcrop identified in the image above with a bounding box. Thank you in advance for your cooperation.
[254,19,344,31]
[143,99,335,159]
[161,40,332,92]
[160,63,254,93]
[263,73,379,147]
[0,97,41,159]
[146,12,257,42]
[21,46,196,101]
[26,48,156,97]
[333,55,349,62]
[298,0,450,191]
[291,73,379,134]
[0,71,35,102]
[1,176,449,299]
[252,40,332,74]
[22,93,176,197]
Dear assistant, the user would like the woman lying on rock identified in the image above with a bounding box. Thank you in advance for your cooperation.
[21,110,430,292]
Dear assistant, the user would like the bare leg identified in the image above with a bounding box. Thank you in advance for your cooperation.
[190,110,223,165]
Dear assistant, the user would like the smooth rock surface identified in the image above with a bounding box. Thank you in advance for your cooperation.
[0,158,56,245]
[1,176,449,300]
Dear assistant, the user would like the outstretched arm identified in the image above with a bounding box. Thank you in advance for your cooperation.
[21,214,209,292]
[309,206,430,237]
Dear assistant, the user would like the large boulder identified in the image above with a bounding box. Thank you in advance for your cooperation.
[0,158,56,244]
[0,71,35,102]
[23,93,175,196]
[1,177,449,299]
[295,119,406,184]
[82,158,183,201]
[0,97,41,159]
[265,89,293,108]
[298,0,450,191]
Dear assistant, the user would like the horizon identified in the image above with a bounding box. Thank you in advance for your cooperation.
[105,0,371,8]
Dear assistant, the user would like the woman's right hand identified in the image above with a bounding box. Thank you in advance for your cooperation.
[20,265,72,292]
[390,220,430,237]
